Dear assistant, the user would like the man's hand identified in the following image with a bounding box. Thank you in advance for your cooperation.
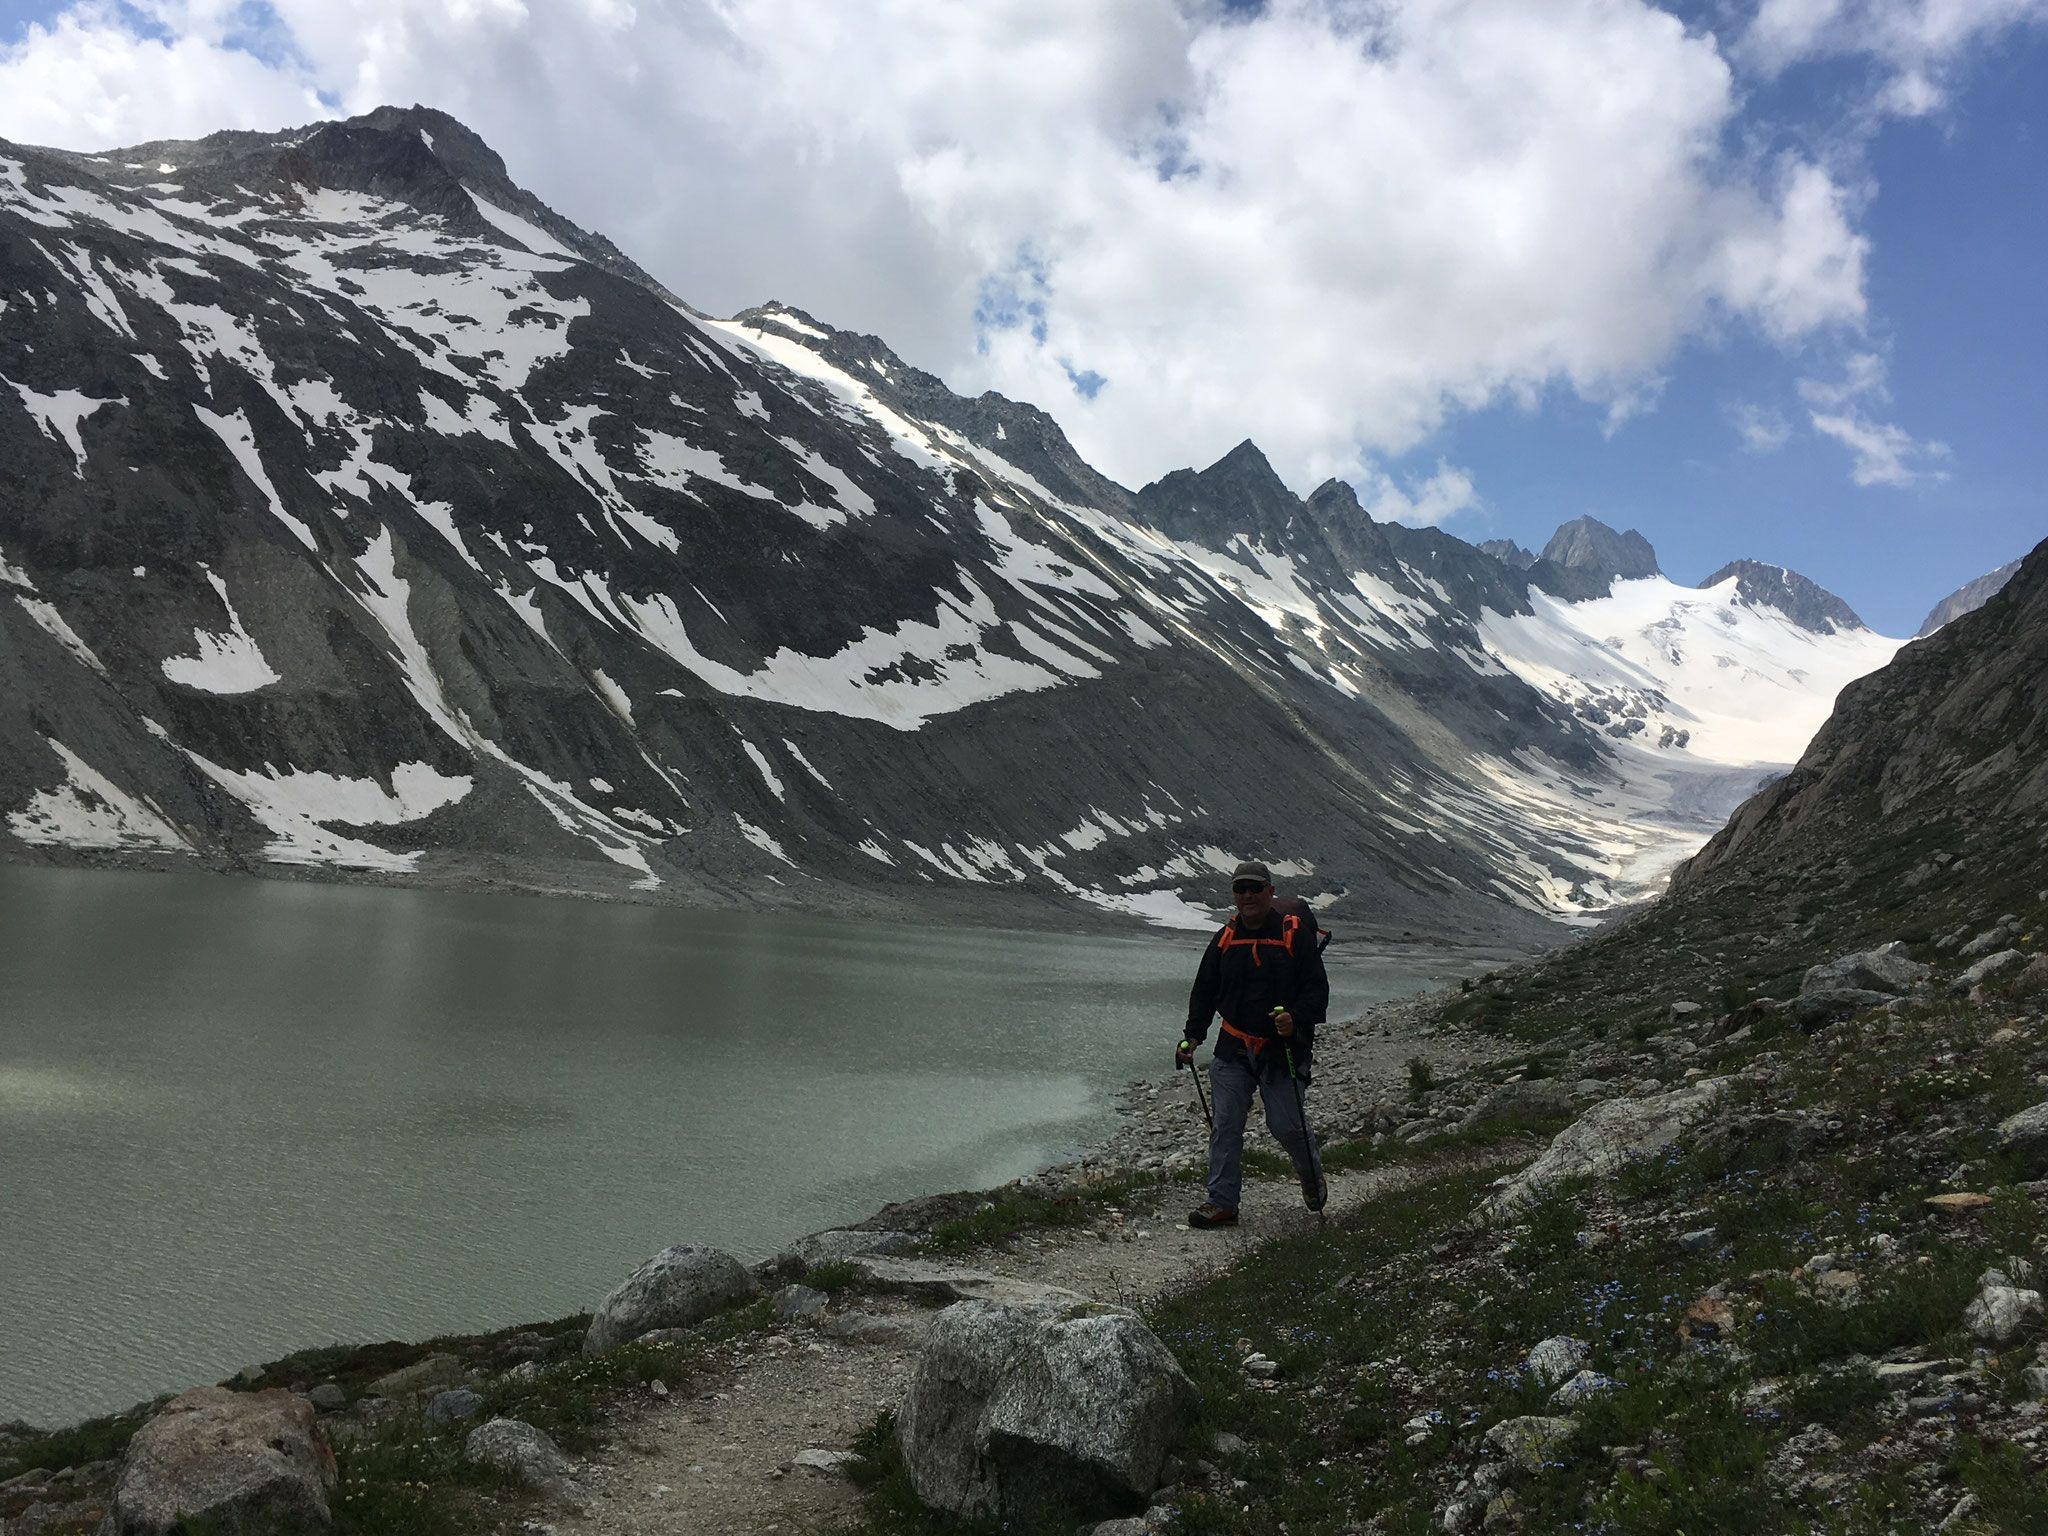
[1271,1008,1295,1037]
[1175,1040,1196,1068]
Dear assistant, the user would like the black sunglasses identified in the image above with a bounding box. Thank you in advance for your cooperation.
[1232,881,1270,894]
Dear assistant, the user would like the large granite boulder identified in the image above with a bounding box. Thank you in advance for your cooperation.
[584,1244,754,1353]
[1999,1100,2048,1173]
[462,1419,589,1507]
[1802,944,1929,996]
[1486,1081,1726,1213]
[1794,943,1929,1027]
[97,1386,335,1534]
[897,1298,1197,1526]
[1459,1080,1573,1131]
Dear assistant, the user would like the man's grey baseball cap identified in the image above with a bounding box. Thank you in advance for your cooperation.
[1231,859,1271,885]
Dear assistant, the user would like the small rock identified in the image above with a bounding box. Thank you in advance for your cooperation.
[1668,1001,1703,1023]
[1677,1227,1717,1253]
[1874,1359,1954,1383]
[1210,1431,1247,1457]
[1523,1336,1589,1387]
[1548,1370,1616,1407]
[426,1388,482,1423]
[2020,1365,2048,1400]
[1938,1492,1981,1531]
[1242,1354,1279,1379]
[1924,1192,1993,1213]
[791,1229,920,1267]
[791,1448,862,1476]
[1964,1285,2044,1345]
[99,1385,335,1535]
[1091,1519,1149,1536]
[306,1384,345,1413]
[584,1244,754,1354]
[464,1419,589,1508]
[824,1311,924,1346]
[773,1284,829,1320]
[367,1353,466,1399]
[1952,949,2027,995]
[1680,1295,1735,1346]
[1482,1415,1576,1475]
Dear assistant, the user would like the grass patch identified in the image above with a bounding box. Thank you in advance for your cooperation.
[926,1171,1173,1252]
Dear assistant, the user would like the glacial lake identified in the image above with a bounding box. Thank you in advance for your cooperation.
[0,862,1459,1426]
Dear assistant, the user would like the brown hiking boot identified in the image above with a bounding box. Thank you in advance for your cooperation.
[1187,1203,1239,1229]
[1302,1171,1328,1212]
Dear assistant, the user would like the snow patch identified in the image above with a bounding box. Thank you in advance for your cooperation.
[734,812,795,865]
[738,738,785,800]
[182,753,472,871]
[463,187,579,261]
[160,571,279,693]
[5,377,123,476]
[16,597,104,671]
[193,405,315,550]
[7,739,188,851]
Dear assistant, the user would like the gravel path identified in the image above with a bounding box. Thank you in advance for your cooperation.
[563,990,1513,1536]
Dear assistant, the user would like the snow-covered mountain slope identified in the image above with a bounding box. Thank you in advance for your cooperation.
[0,107,1903,937]
[1476,574,1904,892]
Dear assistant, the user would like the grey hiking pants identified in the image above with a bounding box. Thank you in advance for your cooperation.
[1206,1048,1319,1212]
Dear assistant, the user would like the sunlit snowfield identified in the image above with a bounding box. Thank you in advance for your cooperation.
[0,861,1457,1425]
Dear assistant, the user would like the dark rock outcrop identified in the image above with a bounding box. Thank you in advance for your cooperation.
[1699,560,1866,634]
[1917,557,2023,637]
[1538,516,1661,588]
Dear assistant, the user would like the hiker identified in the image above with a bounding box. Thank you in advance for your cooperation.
[1177,859,1329,1229]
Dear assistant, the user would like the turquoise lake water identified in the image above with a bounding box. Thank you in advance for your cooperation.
[0,861,1448,1424]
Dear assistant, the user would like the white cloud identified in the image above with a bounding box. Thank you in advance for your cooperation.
[0,3,329,148]
[1728,400,1792,453]
[1357,461,1479,529]
[1792,350,1948,485]
[1809,410,1949,486]
[1743,0,2048,117]
[1796,349,1890,408]
[0,0,2004,495]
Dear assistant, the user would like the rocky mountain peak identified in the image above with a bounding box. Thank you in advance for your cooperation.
[1918,557,2023,637]
[1134,439,1310,555]
[1540,516,1661,585]
[1698,559,1865,635]
[1477,539,1537,571]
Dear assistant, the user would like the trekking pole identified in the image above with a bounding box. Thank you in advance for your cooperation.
[1274,1008,1324,1189]
[1178,1041,1212,1128]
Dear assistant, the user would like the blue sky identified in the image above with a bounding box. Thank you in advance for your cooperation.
[1,0,2042,634]
[1405,21,2048,631]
